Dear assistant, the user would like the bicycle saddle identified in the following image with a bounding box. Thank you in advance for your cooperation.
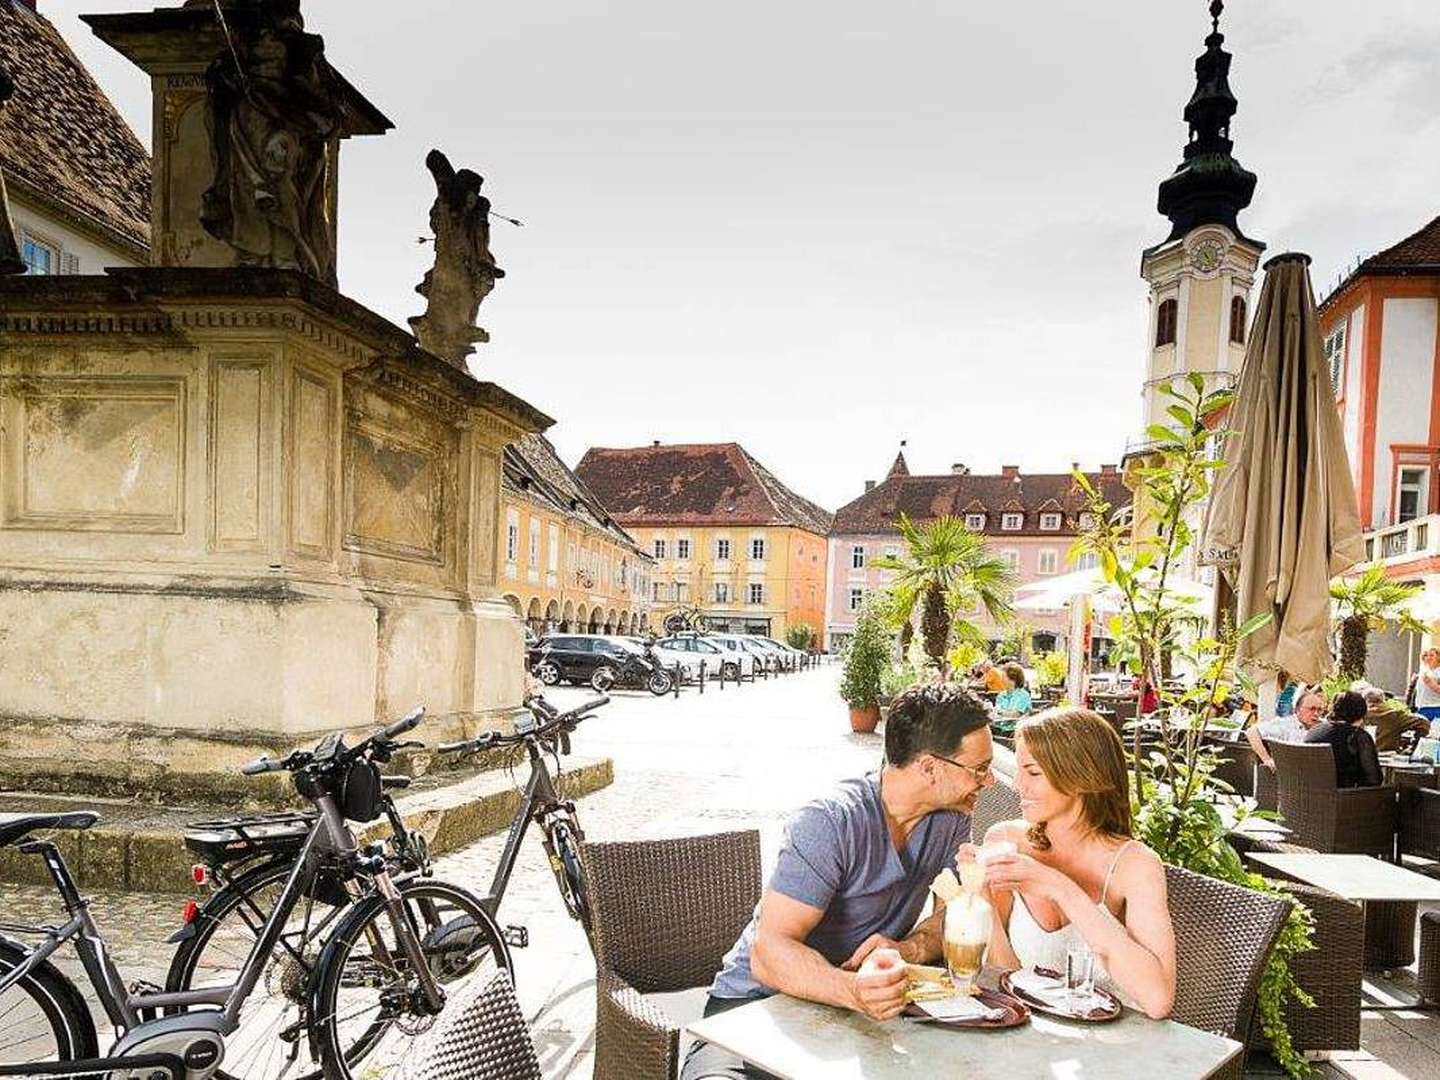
[0,811,100,848]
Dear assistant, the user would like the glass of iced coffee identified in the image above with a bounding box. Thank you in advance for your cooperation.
[942,895,991,995]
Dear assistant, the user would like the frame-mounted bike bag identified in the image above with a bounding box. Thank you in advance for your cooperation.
[339,759,384,823]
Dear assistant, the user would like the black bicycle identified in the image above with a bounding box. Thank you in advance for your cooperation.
[438,694,609,952]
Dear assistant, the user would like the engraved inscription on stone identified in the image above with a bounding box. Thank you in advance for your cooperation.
[5,377,185,533]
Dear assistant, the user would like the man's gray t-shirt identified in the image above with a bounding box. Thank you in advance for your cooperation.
[710,773,972,999]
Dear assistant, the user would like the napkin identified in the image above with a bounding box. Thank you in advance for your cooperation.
[1006,967,1072,1008]
[916,994,993,1021]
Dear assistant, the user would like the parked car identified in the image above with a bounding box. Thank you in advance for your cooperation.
[737,635,785,671]
[655,634,749,680]
[704,634,761,678]
[530,634,672,694]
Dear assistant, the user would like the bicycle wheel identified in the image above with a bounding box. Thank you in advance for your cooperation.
[0,940,97,1069]
[311,879,510,1080]
[165,860,350,1080]
[662,612,686,635]
[548,816,595,952]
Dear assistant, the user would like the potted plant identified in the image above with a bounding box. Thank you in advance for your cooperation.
[841,598,890,732]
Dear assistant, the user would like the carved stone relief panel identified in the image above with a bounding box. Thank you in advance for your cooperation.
[209,357,271,552]
[2,375,186,533]
[343,415,447,566]
[471,447,501,588]
[288,365,335,558]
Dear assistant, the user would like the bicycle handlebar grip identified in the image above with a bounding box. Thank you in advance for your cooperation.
[240,756,280,776]
[574,695,610,715]
[384,706,425,739]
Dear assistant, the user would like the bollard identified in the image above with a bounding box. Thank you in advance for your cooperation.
[699,659,706,694]
[718,661,725,690]
[673,663,682,698]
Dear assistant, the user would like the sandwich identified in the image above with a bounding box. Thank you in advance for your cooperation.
[903,963,956,1002]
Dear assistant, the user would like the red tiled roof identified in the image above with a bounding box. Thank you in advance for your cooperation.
[832,467,1130,538]
[575,442,833,535]
[1321,214,1440,311]
[0,2,150,255]
[504,433,646,557]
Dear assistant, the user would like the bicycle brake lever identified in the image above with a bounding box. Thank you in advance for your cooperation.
[559,732,572,756]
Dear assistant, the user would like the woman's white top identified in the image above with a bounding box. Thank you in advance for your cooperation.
[1004,839,1137,1006]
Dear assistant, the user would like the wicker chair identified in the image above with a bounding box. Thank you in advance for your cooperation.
[1254,760,1278,812]
[1420,911,1440,1005]
[1398,783,1440,861]
[397,968,541,1080]
[1204,737,1257,799]
[1269,741,1397,858]
[1166,864,1291,1080]
[582,830,762,1080]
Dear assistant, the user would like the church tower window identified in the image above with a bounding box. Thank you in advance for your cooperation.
[1229,296,1247,344]
[1155,299,1178,347]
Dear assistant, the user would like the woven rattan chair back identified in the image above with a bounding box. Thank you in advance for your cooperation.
[398,968,541,1080]
[582,830,762,994]
[1166,864,1289,1041]
[1270,741,1338,851]
[972,775,1023,840]
[1206,738,1257,798]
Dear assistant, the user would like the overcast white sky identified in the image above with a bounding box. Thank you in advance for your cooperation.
[45,0,1440,510]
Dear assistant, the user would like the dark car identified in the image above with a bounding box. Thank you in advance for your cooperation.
[530,634,672,695]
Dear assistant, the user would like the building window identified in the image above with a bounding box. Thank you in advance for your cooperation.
[748,582,765,605]
[883,545,898,559]
[548,524,559,573]
[715,582,729,604]
[505,509,519,564]
[1155,297,1178,347]
[653,538,667,559]
[851,545,865,569]
[528,518,540,563]
[1078,512,1097,530]
[964,513,985,531]
[716,538,731,561]
[652,581,662,602]
[1075,551,1100,571]
[676,538,691,560]
[676,581,690,602]
[750,537,766,561]
[1000,550,1020,571]
[1038,550,1058,575]
[1323,323,1346,397]
[1398,467,1427,524]
[1039,512,1061,531]
[1229,295,1247,344]
[1001,513,1023,531]
[848,587,864,612]
[21,233,58,276]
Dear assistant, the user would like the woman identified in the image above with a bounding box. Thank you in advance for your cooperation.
[994,662,1031,716]
[1304,690,1382,788]
[961,708,1176,1019]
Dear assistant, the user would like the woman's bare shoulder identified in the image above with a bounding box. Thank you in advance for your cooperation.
[1115,840,1166,887]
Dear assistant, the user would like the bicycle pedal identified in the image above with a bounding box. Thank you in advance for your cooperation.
[504,924,530,948]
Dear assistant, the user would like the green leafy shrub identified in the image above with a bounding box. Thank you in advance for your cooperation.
[840,598,891,710]
[1032,650,1068,689]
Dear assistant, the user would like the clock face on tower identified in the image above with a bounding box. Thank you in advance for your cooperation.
[1190,238,1226,275]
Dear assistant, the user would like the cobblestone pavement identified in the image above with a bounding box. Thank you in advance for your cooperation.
[3,666,1438,1078]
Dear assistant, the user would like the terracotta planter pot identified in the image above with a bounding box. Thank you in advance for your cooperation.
[849,705,881,733]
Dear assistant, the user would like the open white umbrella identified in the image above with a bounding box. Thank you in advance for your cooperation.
[1016,567,1213,614]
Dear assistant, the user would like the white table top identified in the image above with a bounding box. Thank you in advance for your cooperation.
[1248,853,1440,902]
[687,991,1242,1080]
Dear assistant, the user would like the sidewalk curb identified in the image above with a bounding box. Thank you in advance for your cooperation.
[0,757,615,894]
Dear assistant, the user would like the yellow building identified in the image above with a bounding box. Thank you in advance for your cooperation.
[499,435,653,635]
[575,442,831,641]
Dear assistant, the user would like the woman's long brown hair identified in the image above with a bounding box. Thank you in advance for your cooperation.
[1016,707,1132,850]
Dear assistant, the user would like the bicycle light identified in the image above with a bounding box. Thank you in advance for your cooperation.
[181,899,199,924]
[191,864,209,886]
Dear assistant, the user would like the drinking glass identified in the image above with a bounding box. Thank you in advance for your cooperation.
[1065,947,1096,1008]
[942,899,991,995]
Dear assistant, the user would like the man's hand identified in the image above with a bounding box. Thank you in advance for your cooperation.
[1261,757,1276,771]
[841,933,911,971]
[847,947,908,1021]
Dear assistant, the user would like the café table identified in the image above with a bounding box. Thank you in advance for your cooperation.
[686,987,1242,1080]
[1377,753,1440,788]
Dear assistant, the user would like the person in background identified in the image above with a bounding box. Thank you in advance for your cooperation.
[1354,685,1427,753]
[1416,648,1440,723]
[1305,691,1382,788]
[1245,688,1326,771]
[995,662,1032,716]
[1133,676,1160,716]
[1275,671,1299,718]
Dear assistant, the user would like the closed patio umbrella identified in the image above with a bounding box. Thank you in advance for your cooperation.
[1202,252,1364,684]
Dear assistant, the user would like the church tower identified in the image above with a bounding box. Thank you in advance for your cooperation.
[1139,0,1264,432]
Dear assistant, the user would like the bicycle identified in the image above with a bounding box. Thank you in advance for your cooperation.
[0,710,509,1080]
[438,693,610,952]
[661,603,709,636]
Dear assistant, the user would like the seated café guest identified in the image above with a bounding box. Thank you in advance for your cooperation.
[966,708,1176,1018]
[1275,671,1299,717]
[680,683,995,1080]
[1305,690,1382,788]
[1361,686,1429,753]
[1417,648,1440,722]
[981,659,1010,694]
[1245,688,1326,771]
[995,662,1032,716]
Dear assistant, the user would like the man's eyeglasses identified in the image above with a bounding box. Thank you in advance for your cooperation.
[931,753,994,782]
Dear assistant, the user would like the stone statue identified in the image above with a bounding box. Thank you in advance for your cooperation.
[0,62,26,276]
[200,0,343,283]
[408,148,505,368]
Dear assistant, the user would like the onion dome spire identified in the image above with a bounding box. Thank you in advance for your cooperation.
[1156,0,1258,242]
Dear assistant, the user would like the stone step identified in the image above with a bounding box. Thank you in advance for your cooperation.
[0,756,613,894]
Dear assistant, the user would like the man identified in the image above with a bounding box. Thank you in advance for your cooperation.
[681,682,995,1080]
[1359,685,1428,753]
[1416,648,1440,723]
[1246,688,1326,771]
[1304,690,1383,788]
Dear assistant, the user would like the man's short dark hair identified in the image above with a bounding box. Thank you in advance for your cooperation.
[885,682,992,767]
[1332,690,1367,725]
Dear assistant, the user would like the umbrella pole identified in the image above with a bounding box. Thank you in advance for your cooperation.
[1257,674,1278,723]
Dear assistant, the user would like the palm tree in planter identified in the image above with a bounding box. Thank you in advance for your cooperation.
[840,597,891,732]
[1329,566,1424,680]
[873,514,1016,672]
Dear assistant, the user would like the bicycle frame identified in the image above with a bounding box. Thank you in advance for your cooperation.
[0,793,367,1034]
[475,738,574,919]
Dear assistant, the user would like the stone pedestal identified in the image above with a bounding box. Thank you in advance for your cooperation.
[0,268,551,800]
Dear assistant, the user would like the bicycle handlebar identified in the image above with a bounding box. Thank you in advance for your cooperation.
[438,695,609,756]
[384,706,425,739]
[240,754,293,776]
[239,706,427,777]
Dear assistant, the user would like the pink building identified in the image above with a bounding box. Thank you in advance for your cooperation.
[823,453,1131,653]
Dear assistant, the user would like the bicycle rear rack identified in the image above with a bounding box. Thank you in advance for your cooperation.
[0,1052,186,1079]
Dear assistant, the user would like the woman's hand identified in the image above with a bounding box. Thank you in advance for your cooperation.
[981,850,1069,902]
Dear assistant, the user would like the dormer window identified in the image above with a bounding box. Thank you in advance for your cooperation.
[1001,513,1023,531]
[1155,298,1178,347]
[1039,512,1061,531]
[1078,512,1097,530]
[964,513,985,531]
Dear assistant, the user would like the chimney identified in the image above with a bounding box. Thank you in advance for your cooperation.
[652,440,661,447]
[1100,463,1118,476]
[864,480,876,492]
[1001,465,1020,479]
[950,463,968,475]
